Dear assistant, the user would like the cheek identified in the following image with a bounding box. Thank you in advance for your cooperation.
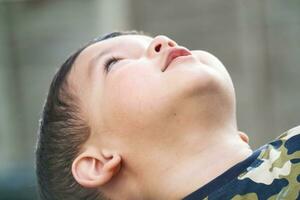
[102,66,166,128]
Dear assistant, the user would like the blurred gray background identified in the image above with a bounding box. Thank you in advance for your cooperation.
[0,0,299,199]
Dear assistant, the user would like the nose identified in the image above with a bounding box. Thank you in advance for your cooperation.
[147,35,177,58]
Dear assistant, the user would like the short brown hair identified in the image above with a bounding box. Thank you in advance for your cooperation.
[35,31,143,200]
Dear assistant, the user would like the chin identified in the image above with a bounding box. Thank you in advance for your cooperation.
[167,61,229,99]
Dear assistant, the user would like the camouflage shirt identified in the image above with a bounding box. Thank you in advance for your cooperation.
[183,126,300,200]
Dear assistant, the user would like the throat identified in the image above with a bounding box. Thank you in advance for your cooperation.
[137,134,253,200]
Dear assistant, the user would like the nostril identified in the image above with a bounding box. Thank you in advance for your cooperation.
[155,44,161,52]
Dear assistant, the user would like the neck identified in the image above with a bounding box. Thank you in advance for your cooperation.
[131,124,252,200]
[103,119,253,200]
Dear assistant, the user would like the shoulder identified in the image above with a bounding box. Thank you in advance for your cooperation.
[196,126,300,200]
[233,126,300,199]
[276,125,300,141]
[238,125,300,183]
[269,125,300,156]
[262,125,300,159]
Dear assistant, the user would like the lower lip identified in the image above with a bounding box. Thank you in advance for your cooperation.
[165,55,193,71]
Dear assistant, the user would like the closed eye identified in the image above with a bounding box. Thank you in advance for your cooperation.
[104,56,122,72]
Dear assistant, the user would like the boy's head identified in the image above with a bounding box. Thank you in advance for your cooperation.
[36,31,237,199]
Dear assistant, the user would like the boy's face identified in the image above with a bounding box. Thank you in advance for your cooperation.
[69,34,235,150]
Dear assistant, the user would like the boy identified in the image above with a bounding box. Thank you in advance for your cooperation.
[36,31,300,200]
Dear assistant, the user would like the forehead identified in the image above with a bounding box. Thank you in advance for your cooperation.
[78,34,153,61]
[70,34,152,80]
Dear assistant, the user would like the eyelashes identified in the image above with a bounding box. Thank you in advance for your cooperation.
[104,56,121,72]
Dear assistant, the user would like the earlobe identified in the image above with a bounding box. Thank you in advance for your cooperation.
[71,148,122,188]
[238,131,250,144]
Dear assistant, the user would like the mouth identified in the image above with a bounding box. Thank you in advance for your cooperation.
[163,47,192,72]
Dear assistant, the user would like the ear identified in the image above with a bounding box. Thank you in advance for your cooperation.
[71,148,122,188]
[238,131,250,144]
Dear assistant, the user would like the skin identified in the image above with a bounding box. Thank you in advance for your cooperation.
[70,35,253,200]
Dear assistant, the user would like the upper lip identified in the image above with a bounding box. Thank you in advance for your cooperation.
[163,47,192,71]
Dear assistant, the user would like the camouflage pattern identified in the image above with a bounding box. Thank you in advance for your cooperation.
[191,126,300,200]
